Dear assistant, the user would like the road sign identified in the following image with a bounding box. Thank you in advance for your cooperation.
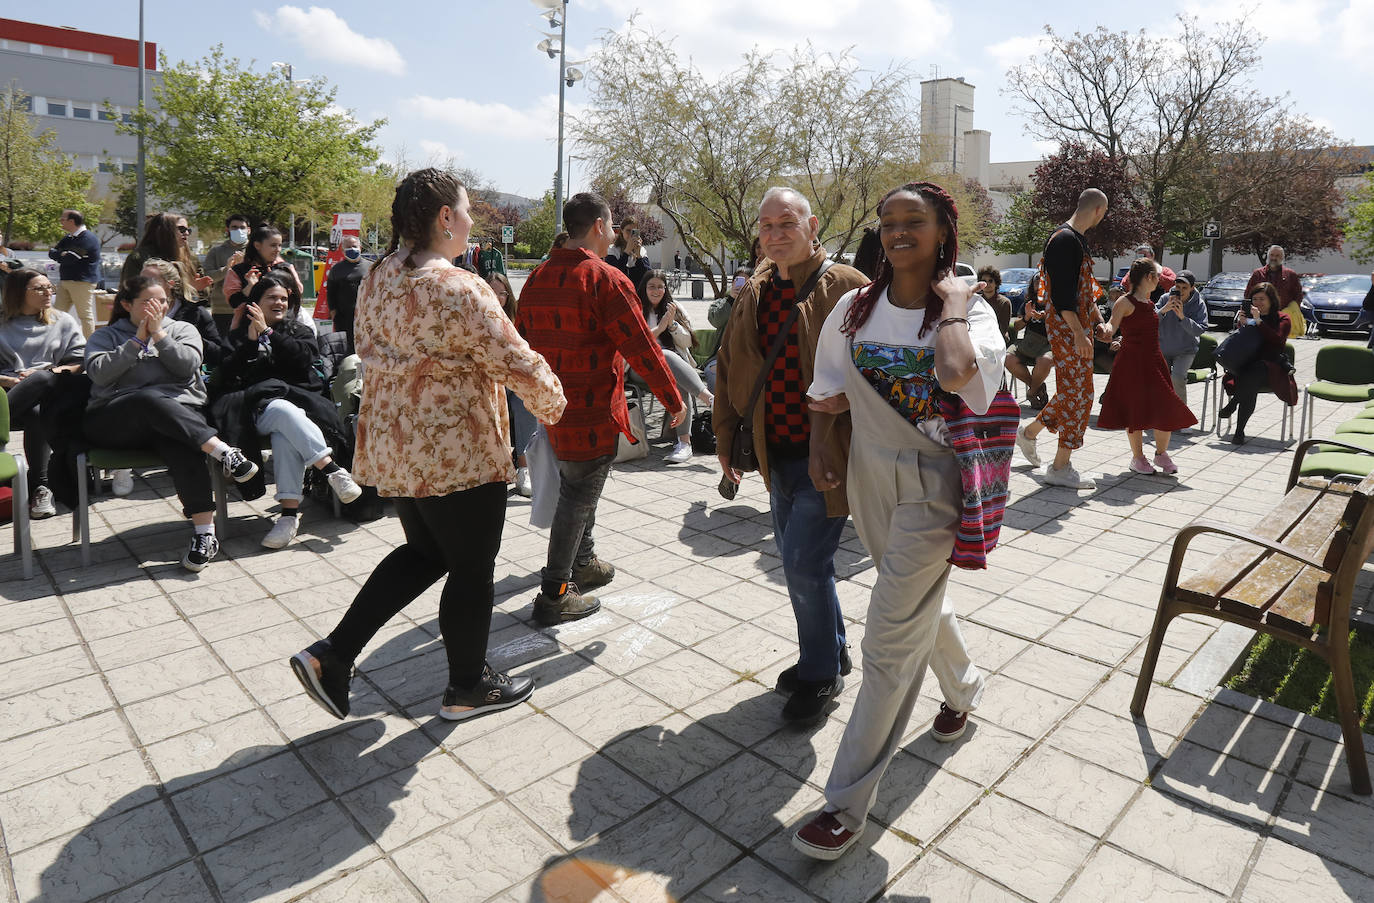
[501,225,515,244]
[1203,221,1220,239]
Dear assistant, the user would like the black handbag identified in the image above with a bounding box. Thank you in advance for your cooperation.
[690,410,716,454]
[1216,324,1264,372]
[729,260,833,473]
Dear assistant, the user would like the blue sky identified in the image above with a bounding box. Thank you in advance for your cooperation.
[27,0,1374,199]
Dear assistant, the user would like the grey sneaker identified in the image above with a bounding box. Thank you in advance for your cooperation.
[1015,424,1041,468]
[533,583,601,626]
[1043,462,1095,489]
[29,485,56,519]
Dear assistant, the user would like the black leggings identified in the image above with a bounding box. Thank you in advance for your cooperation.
[83,391,219,515]
[6,370,61,490]
[327,481,508,689]
[1226,360,1271,433]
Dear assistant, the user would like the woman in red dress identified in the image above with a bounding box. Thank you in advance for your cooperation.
[1096,257,1197,474]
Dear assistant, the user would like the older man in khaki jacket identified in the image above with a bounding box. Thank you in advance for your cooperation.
[715,186,869,724]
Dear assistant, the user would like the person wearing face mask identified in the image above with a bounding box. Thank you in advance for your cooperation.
[225,225,305,314]
[204,214,250,333]
[325,235,369,354]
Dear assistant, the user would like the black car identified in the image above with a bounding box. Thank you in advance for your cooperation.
[1200,272,1250,326]
[998,267,1038,314]
[1301,274,1374,336]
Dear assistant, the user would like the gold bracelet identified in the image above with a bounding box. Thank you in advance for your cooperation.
[935,317,970,332]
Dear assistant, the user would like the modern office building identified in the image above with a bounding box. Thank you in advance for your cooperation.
[0,18,159,195]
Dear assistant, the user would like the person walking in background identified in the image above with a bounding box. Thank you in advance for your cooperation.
[1218,282,1294,445]
[1014,189,1110,490]
[518,193,685,626]
[0,268,86,519]
[289,168,566,723]
[1246,245,1305,337]
[793,181,999,860]
[1156,270,1208,405]
[49,209,101,337]
[1096,257,1197,475]
[325,235,369,354]
[478,239,506,279]
[203,214,250,333]
[715,186,870,724]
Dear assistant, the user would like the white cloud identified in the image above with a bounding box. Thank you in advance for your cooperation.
[418,140,463,165]
[254,5,406,76]
[986,33,1052,73]
[1337,0,1374,64]
[402,94,583,142]
[1178,0,1332,45]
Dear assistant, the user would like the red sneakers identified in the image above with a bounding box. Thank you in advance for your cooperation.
[931,703,969,742]
[792,810,864,860]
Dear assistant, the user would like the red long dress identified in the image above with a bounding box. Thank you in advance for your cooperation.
[1097,298,1197,431]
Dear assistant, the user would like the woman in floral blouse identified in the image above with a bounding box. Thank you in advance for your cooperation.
[290,168,566,723]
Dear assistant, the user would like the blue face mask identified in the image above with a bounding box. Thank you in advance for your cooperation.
[343,248,361,261]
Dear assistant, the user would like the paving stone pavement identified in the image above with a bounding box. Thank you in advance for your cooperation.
[4,332,1374,902]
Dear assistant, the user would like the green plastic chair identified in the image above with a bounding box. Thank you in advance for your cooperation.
[691,327,716,369]
[1218,342,1298,441]
[0,391,34,579]
[1295,437,1374,480]
[1335,419,1374,435]
[1300,344,1374,441]
[1187,333,1219,432]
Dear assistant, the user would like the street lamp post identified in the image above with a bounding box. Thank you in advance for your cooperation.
[135,0,146,238]
[534,1,581,236]
[952,104,973,174]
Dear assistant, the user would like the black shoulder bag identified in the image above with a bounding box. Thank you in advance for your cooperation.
[729,259,833,473]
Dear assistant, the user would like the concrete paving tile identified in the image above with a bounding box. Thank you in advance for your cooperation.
[937,794,1094,902]
[868,751,983,844]
[1062,846,1224,902]
[455,712,594,795]
[391,801,561,902]
[545,677,675,748]
[966,596,1063,640]
[105,645,228,705]
[123,674,256,745]
[639,599,742,647]
[590,623,685,675]
[509,752,660,852]
[1046,705,1173,781]
[998,644,1110,701]
[101,862,218,903]
[883,851,1022,901]
[625,648,741,709]
[145,709,285,793]
[957,622,1031,673]
[754,715,849,784]
[0,615,80,664]
[1182,703,1307,774]
[1090,671,1205,737]
[1241,836,1374,903]
[1107,788,1260,894]
[0,709,131,788]
[687,855,817,903]
[293,860,423,902]
[1154,740,1285,826]
[86,618,202,669]
[0,749,156,852]
[971,675,1074,738]
[672,750,819,848]
[998,745,1139,836]
[904,717,1034,788]
[170,750,329,850]
[340,750,494,851]
[604,713,742,795]
[70,594,180,642]
[0,672,111,742]
[1273,780,1374,874]
[1040,618,1140,665]
[0,596,66,632]
[756,814,919,903]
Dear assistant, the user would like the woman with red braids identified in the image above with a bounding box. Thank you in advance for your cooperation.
[793,181,1004,861]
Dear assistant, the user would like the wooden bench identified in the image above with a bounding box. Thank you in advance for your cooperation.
[1131,439,1374,795]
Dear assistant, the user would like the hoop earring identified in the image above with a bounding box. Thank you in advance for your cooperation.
[443,228,453,241]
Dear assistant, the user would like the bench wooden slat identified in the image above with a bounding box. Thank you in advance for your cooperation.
[1265,566,1332,633]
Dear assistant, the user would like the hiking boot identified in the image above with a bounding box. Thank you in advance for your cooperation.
[782,675,843,723]
[776,646,853,695]
[793,810,864,861]
[439,663,534,721]
[29,485,56,519]
[1015,424,1041,467]
[182,532,220,572]
[571,557,616,591]
[326,469,363,504]
[533,582,601,626]
[289,639,354,720]
[931,702,970,742]
[220,446,259,483]
[1043,463,1095,490]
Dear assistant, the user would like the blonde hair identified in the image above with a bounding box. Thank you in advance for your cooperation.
[141,257,198,305]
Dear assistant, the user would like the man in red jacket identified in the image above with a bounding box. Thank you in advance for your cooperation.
[518,192,686,625]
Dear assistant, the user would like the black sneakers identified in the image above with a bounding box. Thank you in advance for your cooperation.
[181,532,220,572]
[776,646,853,695]
[783,675,844,723]
[533,582,602,626]
[439,663,534,721]
[220,446,259,482]
[289,639,354,720]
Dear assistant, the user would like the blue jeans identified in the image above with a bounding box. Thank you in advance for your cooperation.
[255,399,331,502]
[769,453,847,681]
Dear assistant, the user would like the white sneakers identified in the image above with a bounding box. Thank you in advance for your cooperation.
[665,440,693,464]
[1044,463,1096,490]
[1015,425,1041,468]
[327,469,363,504]
[111,469,134,496]
[261,516,299,549]
[515,466,532,497]
[29,485,56,519]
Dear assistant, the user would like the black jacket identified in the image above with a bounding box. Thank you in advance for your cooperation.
[171,301,229,367]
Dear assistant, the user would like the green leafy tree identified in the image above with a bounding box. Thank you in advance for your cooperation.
[516,191,556,258]
[991,189,1054,265]
[1348,170,1374,265]
[123,47,384,231]
[0,83,97,244]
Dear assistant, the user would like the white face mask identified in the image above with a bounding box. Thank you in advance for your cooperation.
[229,228,248,244]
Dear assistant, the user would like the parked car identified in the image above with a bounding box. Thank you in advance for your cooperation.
[1300,274,1373,336]
[1200,272,1251,326]
[997,267,1038,313]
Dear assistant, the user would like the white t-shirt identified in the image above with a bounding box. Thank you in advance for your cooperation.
[809,287,1006,445]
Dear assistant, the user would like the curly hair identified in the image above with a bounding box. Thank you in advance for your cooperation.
[377,168,465,269]
[841,181,959,338]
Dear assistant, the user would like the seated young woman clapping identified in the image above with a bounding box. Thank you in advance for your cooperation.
[83,276,259,572]
[209,272,362,549]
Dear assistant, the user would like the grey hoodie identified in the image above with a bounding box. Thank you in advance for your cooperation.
[1155,291,1209,358]
[84,317,206,409]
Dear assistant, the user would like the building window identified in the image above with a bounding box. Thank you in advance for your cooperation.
[122,112,134,124]
[98,109,117,122]
[46,101,66,117]
[73,107,91,119]
[98,161,115,173]
[122,163,137,174]
[16,96,32,112]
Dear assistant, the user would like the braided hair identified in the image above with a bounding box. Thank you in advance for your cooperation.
[840,181,960,338]
[376,168,465,269]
